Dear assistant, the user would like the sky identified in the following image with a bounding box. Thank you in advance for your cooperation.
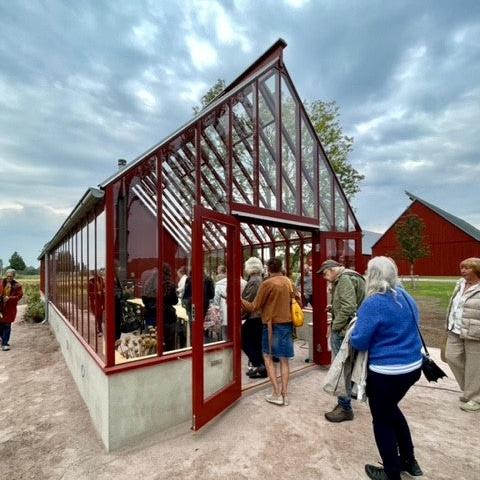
[1,0,479,267]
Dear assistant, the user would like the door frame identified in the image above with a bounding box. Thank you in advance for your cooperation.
[191,206,242,431]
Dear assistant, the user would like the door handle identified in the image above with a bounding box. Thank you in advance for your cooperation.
[191,303,196,322]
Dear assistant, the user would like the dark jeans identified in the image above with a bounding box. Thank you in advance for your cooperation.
[0,323,12,345]
[330,330,352,411]
[242,317,264,367]
[366,368,421,480]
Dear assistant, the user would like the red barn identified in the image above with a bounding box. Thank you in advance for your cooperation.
[372,191,480,276]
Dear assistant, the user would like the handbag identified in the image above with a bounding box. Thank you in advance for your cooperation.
[289,282,304,327]
[403,291,447,383]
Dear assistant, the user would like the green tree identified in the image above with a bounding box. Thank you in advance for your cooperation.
[306,100,364,200]
[193,79,226,114]
[394,214,431,277]
[195,80,363,200]
[8,251,26,271]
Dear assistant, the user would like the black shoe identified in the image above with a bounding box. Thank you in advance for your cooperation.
[365,464,391,480]
[401,458,423,476]
[248,366,268,378]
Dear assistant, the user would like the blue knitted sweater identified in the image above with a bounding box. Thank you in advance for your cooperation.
[350,288,422,373]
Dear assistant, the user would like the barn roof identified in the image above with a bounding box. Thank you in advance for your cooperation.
[405,191,480,241]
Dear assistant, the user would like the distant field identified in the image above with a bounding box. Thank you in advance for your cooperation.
[403,279,456,310]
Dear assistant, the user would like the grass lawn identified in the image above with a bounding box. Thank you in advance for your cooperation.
[403,279,456,310]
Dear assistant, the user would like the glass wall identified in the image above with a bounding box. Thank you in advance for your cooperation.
[48,205,106,361]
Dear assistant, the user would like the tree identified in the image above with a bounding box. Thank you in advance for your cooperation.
[394,214,431,278]
[193,79,226,114]
[194,80,364,200]
[305,100,364,200]
[8,251,26,271]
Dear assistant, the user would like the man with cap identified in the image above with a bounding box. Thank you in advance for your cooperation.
[0,269,24,351]
[318,259,365,422]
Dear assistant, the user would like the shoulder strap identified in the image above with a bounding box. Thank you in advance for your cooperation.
[401,290,429,356]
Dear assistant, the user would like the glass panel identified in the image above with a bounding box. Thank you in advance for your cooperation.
[319,152,333,230]
[301,117,315,217]
[113,157,159,364]
[334,186,347,232]
[202,219,233,400]
[281,137,296,213]
[347,211,357,232]
[201,107,228,213]
[231,85,255,205]
[259,70,277,210]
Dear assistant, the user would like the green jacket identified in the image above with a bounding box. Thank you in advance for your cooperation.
[331,269,365,334]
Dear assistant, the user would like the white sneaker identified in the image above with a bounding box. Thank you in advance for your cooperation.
[2,345,10,351]
[265,393,284,405]
[460,400,480,412]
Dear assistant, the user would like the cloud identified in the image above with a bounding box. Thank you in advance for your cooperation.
[0,0,479,266]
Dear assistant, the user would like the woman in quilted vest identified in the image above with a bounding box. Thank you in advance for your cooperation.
[445,257,480,412]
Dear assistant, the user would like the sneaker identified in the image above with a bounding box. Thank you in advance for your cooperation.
[265,393,284,405]
[365,464,391,480]
[324,404,354,422]
[460,400,480,412]
[401,458,423,476]
[2,345,10,351]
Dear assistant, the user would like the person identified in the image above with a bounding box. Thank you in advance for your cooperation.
[445,257,480,412]
[215,265,227,282]
[350,256,423,480]
[242,257,267,378]
[0,269,23,351]
[142,268,158,329]
[295,264,313,307]
[162,263,179,351]
[213,270,246,341]
[88,270,105,336]
[318,259,365,422]
[176,266,188,300]
[242,257,294,406]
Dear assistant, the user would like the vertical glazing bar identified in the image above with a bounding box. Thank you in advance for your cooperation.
[295,99,301,215]
[195,124,202,207]
[156,154,164,356]
[105,186,116,367]
[253,79,260,206]
[86,219,90,346]
[94,212,98,354]
[314,142,320,221]
[275,67,282,211]
[227,100,233,211]
[80,222,84,338]
[75,231,79,331]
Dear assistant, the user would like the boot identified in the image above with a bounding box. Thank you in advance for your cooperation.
[401,458,423,476]
[248,366,268,378]
[324,404,354,422]
[365,465,390,480]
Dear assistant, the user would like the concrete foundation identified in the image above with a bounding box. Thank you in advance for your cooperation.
[48,303,232,451]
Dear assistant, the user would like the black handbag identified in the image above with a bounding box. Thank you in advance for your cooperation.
[403,291,447,383]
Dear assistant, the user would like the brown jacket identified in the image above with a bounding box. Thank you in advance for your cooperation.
[242,274,292,324]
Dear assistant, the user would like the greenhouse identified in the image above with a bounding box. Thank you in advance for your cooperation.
[39,39,362,450]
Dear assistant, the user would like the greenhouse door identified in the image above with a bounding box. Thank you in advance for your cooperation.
[191,207,242,431]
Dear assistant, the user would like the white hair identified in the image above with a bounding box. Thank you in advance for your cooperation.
[6,268,16,275]
[365,256,401,297]
[244,257,263,277]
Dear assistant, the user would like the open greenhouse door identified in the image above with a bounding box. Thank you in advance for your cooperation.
[191,207,242,431]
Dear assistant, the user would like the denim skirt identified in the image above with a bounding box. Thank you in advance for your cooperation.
[262,323,294,359]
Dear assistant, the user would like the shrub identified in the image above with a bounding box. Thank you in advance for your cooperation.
[24,285,45,323]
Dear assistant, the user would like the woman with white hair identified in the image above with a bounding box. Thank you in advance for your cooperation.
[241,257,266,378]
[350,257,423,480]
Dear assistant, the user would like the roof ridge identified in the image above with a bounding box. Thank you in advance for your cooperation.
[405,191,480,241]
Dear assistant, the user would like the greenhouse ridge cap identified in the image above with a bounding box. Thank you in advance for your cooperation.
[99,39,287,189]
